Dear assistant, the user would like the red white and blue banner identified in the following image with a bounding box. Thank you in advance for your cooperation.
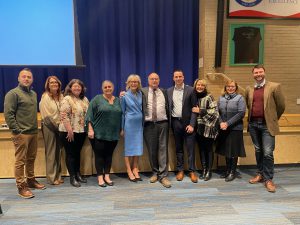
[228,0,300,19]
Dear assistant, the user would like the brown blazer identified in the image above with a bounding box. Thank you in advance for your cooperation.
[245,81,285,136]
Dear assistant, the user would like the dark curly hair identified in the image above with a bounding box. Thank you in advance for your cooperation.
[64,79,86,99]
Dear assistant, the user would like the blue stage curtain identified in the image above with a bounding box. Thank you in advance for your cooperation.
[0,0,199,112]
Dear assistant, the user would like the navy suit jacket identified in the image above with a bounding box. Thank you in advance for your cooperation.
[167,85,197,127]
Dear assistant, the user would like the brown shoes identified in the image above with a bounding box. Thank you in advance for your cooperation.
[17,183,34,199]
[27,178,46,190]
[265,180,276,193]
[160,177,172,188]
[176,171,184,181]
[249,174,263,184]
[149,175,158,183]
[189,172,198,183]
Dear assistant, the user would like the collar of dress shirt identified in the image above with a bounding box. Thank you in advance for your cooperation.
[174,83,184,91]
[254,79,266,89]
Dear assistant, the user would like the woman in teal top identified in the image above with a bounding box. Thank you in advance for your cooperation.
[86,80,122,187]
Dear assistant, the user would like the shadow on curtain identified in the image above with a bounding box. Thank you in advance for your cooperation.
[0,0,199,112]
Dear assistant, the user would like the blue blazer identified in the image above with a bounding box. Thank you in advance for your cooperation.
[167,85,197,127]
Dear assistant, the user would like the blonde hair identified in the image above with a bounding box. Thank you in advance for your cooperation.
[126,74,142,91]
[222,79,239,96]
[193,78,209,92]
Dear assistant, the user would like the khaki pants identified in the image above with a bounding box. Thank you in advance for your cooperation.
[11,133,37,185]
[41,124,62,184]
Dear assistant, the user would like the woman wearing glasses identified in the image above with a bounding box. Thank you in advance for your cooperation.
[39,76,64,185]
[216,80,246,182]
[120,74,143,182]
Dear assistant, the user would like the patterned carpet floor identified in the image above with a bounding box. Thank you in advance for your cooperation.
[1,167,300,225]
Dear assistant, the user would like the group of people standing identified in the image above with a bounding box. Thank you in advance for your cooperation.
[3,64,285,199]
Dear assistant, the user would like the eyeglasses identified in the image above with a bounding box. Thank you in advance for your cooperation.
[226,86,236,88]
[49,81,58,84]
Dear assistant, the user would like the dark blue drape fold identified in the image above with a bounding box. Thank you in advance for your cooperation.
[0,0,199,112]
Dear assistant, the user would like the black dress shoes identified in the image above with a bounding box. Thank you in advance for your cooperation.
[98,182,107,187]
[70,175,81,187]
[225,172,236,182]
[128,177,137,182]
[220,171,230,179]
[76,172,87,183]
[135,177,143,181]
[204,171,212,181]
[104,178,114,186]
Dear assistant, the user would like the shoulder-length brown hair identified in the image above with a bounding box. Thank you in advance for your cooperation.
[43,76,62,100]
[64,79,86,99]
[221,79,239,96]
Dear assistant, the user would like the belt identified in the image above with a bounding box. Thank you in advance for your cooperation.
[171,117,182,121]
[250,118,265,123]
[144,120,168,125]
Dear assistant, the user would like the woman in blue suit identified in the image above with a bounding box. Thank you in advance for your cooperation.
[121,74,143,182]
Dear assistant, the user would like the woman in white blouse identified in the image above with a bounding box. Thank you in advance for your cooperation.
[59,79,89,187]
[39,76,64,185]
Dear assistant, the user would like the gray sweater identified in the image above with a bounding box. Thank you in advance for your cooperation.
[218,93,246,131]
[4,85,38,134]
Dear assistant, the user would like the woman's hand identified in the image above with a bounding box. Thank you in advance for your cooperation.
[220,122,228,130]
[88,129,94,139]
[119,91,126,97]
[88,123,94,139]
[192,106,200,113]
[185,125,194,134]
[120,130,124,137]
[66,129,74,142]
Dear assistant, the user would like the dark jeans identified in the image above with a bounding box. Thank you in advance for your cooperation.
[171,118,196,172]
[249,121,275,181]
[59,132,86,176]
[196,134,214,170]
[89,138,118,175]
[144,121,169,180]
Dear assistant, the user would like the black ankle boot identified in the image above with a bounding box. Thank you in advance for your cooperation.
[70,175,81,187]
[204,170,212,181]
[220,157,231,178]
[220,171,230,179]
[225,171,236,182]
[225,157,238,182]
[200,168,207,179]
[76,172,87,183]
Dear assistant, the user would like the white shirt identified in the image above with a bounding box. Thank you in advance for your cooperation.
[145,87,167,122]
[172,84,184,118]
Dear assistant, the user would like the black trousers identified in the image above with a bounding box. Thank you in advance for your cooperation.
[196,134,214,170]
[89,138,118,175]
[59,132,86,176]
[171,118,196,172]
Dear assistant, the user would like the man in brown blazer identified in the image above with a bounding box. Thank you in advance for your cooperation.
[245,64,285,193]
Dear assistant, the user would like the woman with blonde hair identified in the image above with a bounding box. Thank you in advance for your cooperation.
[39,76,64,185]
[121,74,143,182]
[216,80,246,182]
[192,79,219,181]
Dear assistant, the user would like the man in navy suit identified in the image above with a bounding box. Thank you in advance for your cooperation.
[167,70,198,183]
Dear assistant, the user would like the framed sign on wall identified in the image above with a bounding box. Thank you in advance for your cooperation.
[229,23,264,66]
[228,0,300,19]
